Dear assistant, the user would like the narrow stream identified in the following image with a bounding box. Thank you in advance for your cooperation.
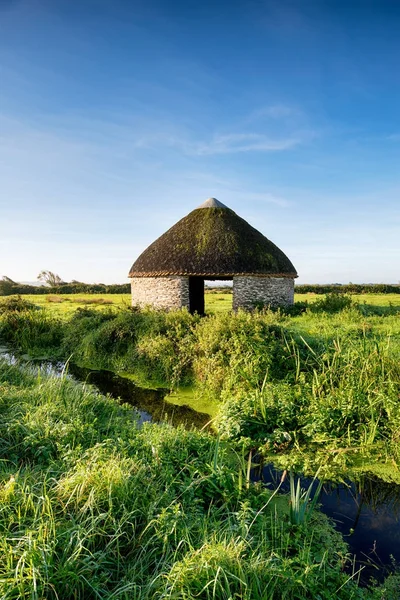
[1,346,400,583]
[256,464,400,583]
[68,363,212,429]
[0,346,212,429]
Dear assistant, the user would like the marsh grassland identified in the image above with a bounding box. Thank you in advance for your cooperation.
[1,292,400,598]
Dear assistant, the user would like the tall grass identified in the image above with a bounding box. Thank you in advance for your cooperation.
[2,297,400,473]
[218,330,400,479]
[1,360,398,599]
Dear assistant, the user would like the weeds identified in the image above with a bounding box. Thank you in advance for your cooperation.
[0,360,395,599]
[288,469,324,525]
[2,298,400,471]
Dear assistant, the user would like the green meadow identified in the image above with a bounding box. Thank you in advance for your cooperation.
[15,289,400,317]
[2,291,400,474]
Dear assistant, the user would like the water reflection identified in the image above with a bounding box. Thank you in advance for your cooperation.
[0,348,211,430]
[257,464,400,582]
[68,364,212,430]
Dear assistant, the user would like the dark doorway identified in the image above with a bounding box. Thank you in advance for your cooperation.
[189,277,205,315]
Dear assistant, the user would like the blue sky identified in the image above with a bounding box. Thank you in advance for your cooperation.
[1,0,400,284]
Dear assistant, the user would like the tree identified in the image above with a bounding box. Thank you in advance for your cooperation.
[37,270,65,287]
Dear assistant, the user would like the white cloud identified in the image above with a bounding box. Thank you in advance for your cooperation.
[193,133,301,155]
[247,104,302,121]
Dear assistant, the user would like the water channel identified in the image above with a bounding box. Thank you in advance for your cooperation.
[1,346,400,583]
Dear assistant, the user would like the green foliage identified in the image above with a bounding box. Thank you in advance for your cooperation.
[193,310,294,396]
[0,301,63,356]
[217,381,304,444]
[0,360,394,599]
[310,292,353,313]
[288,470,324,525]
[218,331,400,477]
[2,295,400,473]
[0,280,130,296]
[296,283,400,295]
[0,295,37,313]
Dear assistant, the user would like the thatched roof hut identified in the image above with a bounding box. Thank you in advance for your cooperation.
[129,198,297,279]
[129,198,297,313]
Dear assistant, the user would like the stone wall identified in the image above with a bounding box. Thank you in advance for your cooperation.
[233,276,294,310]
[131,276,189,310]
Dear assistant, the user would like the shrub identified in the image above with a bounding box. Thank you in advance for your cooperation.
[310,292,353,313]
[193,310,294,396]
[218,381,307,446]
[0,295,37,313]
[0,308,63,356]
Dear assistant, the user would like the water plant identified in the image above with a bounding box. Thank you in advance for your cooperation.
[288,469,324,525]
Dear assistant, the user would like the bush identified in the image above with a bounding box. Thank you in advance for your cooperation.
[218,381,305,446]
[193,310,294,396]
[0,295,37,313]
[310,292,353,313]
[0,305,63,356]
[0,281,130,296]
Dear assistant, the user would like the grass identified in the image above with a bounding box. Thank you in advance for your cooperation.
[205,290,400,312]
[13,290,400,318]
[16,291,234,315]
[3,359,394,599]
[2,294,400,476]
[14,293,131,317]
[295,292,400,307]
[205,291,233,313]
[2,294,400,596]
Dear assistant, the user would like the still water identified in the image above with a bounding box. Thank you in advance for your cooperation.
[258,464,400,582]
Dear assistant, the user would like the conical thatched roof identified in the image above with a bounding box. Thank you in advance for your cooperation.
[129,199,297,278]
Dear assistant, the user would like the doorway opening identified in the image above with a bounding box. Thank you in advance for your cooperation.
[188,277,205,315]
[189,278,233,315]
[204,279,233,314]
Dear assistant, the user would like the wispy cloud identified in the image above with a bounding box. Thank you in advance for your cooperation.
[193,132,301,155]
[184,103,312,155]
[134,118,314,155]
[247,104,302,122]
[387,133,400,141]
[18,97,313,157]
[133,130,304,155]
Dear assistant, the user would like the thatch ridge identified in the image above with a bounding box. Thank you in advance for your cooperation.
[129,206,297,278]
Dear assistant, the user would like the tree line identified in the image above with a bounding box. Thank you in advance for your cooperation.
[295,283,400,294]
[1,273,399,297]
[0,273,130,296]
